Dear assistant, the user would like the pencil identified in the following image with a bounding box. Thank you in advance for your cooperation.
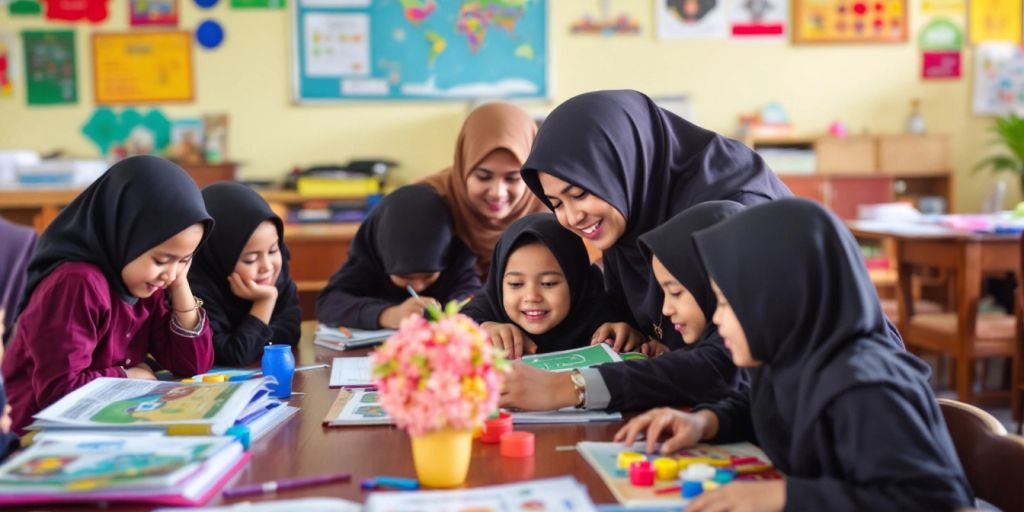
[336,325,353,338]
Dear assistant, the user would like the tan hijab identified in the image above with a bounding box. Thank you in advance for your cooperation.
[420,102,545,278]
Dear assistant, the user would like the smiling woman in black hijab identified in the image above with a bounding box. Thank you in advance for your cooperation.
[617,199,972,511]
[500,202,746,413]
[462,213,613,357]
[521,90,791,351]
[316,185,481,330]
[190,182,301,366]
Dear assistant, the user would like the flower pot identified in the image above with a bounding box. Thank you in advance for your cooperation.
[410,428,473,488]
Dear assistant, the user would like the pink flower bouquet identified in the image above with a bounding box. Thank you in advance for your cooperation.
[371,301,506,436]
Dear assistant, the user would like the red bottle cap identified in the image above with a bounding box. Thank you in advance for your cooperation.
[500,431,534,458]
[481,411,513,444]
[629,460,656,487]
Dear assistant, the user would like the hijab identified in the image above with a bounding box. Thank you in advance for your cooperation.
[190,182,295,328]
[521,90,790,347]
[16,156,213,317]
[693,198,928,473]
[421,102,546,277]
[466,213,611,352]
[360,185,463,275]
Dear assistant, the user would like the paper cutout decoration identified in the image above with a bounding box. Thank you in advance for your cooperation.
[231,0,284,7]
[130,0,178,26]
[8,0,42,15]
[921,51,960,79]
[919,18,963,50]
[196,19,225,49]
[656,0,729,39]
[0,32,15,97]
[22,30,77,105]
[82,108,173,156]
[730,0,788,38]
[570,0,640,36]
[44,0,108,22]
[194,0,218,8]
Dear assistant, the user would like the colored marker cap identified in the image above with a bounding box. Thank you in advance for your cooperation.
[628,460,655,487]
[653,457,679,480]
[681,480,704,499]
[202,374,228,382]
[225,425,250,451]
[499,431,534,458]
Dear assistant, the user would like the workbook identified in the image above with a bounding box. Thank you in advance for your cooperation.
[520,343,623,372]
[0,433,248,506]
[313,324,395,351]
[28,378,268,435]
[576,441,781,508]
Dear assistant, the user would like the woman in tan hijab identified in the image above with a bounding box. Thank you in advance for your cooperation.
[420,102,545,278]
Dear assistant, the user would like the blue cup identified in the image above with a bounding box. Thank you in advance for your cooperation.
[261,345,294,398]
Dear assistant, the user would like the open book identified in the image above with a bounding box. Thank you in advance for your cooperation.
[28,378,270,435]
[313,324,394,351]
[0,432,249,506]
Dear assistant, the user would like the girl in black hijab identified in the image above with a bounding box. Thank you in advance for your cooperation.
[617,199,972,511]
[462,213,614,358]
[190,182,301,367]
[500,202,746,412]
[521,90,791,352]
[316,185,481,330]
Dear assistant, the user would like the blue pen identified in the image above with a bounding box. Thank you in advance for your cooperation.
[364,476,419,490]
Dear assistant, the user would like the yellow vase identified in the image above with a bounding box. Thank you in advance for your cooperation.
[410,428,473,488]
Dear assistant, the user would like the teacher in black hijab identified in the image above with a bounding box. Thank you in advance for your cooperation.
[190,182,302,366]
[521,90,791,351]
[618,199,971,511]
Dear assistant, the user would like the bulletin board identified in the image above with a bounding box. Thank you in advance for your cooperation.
[792,0,908,43]
[290,0,548,102]
[92,31,194,104]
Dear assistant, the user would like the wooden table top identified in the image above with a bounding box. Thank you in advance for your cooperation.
[848,220,1021,242]
[11,322,623,510]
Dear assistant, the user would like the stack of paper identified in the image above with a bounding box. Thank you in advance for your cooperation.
[314,324,394,351]
[0,433,249,506]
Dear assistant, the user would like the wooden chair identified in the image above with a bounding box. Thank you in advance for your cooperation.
[895,236,1020,404]
[938,398,1024,512]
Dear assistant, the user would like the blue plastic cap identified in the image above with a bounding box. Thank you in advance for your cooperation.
[225,425,251,451]
[681,480,704,499]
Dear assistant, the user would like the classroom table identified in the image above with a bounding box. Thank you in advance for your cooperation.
[11,322,624,510]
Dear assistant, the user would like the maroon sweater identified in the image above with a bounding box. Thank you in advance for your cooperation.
[2,262,213,433]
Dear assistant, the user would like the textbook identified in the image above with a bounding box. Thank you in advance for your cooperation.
[576,441,781,508]
[28,378,269,435]
[364,476,597,511]
[0,433,248,506]
[314,324,395,351]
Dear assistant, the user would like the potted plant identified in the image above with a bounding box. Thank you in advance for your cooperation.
[371,301,506,488]
[974,113,1024,200]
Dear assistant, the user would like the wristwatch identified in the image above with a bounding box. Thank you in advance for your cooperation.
[569,369,587,409]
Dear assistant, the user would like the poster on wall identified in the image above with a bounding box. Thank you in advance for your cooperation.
[969,0,1021,44]
[92,31,194,104]
[9,0,42,15]
[792,0,908,43]
[656,0,729,39]
[130,0,178,26]
[919,17,962,80]
[231,0,284,7]
[22,30,77,105]
[44,0,108,22]
[0,31,16,97]
[729,0,787,38]
[973,43,1024,115]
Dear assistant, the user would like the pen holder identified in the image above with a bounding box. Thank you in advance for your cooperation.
[410,427,472,488]
[261,344,295,399]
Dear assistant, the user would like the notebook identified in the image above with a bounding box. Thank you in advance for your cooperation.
[313,324,394,351]
[0,433,249,506]
[28,378,269,435]
[328,357,374,388]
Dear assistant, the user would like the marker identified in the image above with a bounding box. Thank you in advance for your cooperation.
[361,476,419,490]
[222,472,351,498]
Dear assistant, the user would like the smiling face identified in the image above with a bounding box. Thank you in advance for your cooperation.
[120,224,205,298]
[465,149,526,221]
[501,241,571,335]
[710,278,761,367]
[651,255,706,344]
[233,220,282,287]
[536,172,626,251]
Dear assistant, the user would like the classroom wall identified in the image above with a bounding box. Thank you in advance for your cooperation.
[0,1,1007,212]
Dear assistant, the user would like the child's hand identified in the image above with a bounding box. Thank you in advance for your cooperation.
[614,407,712,455]
[168,258,194,294]
[228,272,279,302]
[499,362,575,411]
[0,404,11,434]
[124,362,157,380]
[687,481,786,512]
[641,340,671,357]
[591,322,645,353]
[481,322,537,359]
[379,297,438,329]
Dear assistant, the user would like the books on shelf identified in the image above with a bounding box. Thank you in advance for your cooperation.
[314,324,394,351]
[27,378,279,436]
[0,432,249,506]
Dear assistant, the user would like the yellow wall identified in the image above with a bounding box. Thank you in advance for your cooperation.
[0,1,1007,211]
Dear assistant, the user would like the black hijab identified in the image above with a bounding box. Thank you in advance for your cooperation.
[693,198,929,474]
[521,90,790,348]
[463,213,612,353]
[16,156,213,317]
[362,184,461,275]
[190,182,295,329]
